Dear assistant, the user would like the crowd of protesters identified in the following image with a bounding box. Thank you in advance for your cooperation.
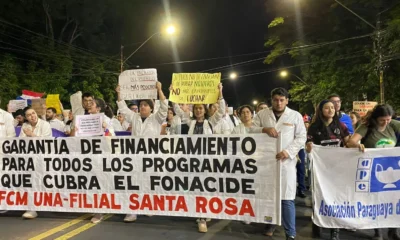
[0,83,399,240]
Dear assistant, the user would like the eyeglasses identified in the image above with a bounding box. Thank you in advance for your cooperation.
[331,100,341,104]
[130,107,138,110]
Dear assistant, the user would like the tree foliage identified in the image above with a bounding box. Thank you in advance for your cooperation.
[0,0,119,109]
[264,0,400,112]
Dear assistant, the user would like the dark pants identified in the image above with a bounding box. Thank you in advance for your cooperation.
[297,149,306,192]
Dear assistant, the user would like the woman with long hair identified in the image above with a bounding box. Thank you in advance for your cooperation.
[306,100,350,240]
[347,104,400,240]
[161,107,175,135]
[349,111,361,132]
[171,83,225,233]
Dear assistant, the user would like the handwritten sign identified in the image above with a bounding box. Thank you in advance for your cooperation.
[119,69,158,100]
[169,73,220,104]
[353,101,378,117]
[31,99,46,116]
[46,94,61,114]
[8,100,27,112]
[75,114,104,137]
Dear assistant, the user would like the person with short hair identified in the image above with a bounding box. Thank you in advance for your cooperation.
[20,106,52,219]
[128,103,139,113]
[116,82,168,223]
[46,107,65,132]
[251,88,306,240]
[256,102,268,113]
[327,94,354,134]
[13,109,25,127]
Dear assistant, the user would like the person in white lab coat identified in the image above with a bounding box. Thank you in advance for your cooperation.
[46,107,65,132]
[208,102,231,134]
[231,105,254,134]
[116,82,168,138]
[20,106,52,219]
[170,104,190,135]
[115,81,168,223]
[251,88,306,240]
[171,83,225,233]
[0,107,16,138]
[0,106,16,213]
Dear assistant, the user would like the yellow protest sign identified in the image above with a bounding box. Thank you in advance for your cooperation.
[169,73,221,104]
[46,94,62,114]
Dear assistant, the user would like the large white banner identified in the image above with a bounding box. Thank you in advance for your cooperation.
[0,135,281,224]
[311,146,400,229]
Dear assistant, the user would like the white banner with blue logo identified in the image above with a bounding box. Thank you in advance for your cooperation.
[311,145,400,229]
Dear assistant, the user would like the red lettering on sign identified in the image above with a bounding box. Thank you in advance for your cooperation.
[195,197,255,217]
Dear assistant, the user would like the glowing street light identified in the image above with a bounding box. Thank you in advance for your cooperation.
[165,25,176,35]
[280,70,288,78]
[279,70,308,85]
[253,100,258,105]
[121,23,179,72]
[229,72,238,80]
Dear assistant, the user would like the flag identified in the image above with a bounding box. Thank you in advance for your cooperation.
[104,128,112,136]
[20,90,45,99]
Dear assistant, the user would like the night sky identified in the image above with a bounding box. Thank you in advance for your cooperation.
[117,0,289,108]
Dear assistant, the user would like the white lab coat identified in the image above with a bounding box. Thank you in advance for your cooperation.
[48,118,66,132]
[20,119,52,137]
[117,99,168,136]
[231,123,250,134]
[251,107,306,200]
[213,116,233,134]
[0,109,16,137]
[170,115,182,135]
[173,99,226,135]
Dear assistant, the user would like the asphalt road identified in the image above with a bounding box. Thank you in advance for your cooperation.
[0,195,382,240]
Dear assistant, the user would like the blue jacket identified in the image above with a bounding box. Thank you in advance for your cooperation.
[339,112,354,134]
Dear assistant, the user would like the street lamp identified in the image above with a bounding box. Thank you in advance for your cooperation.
[253,100,258,105]
[165,25,176,35]
[279,70,308,85]
[229,72,238,80]
[121,24,178,72]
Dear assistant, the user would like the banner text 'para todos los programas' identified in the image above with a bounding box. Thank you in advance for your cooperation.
[0,135,281,223]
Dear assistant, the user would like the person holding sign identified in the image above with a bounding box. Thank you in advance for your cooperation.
[19,106,52,219]
[347,104,400,240]
[171,83,225,136]
[115,81,168,222]
[250,88,306,240]
[305,100,350,240]
[171,83,225,233]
